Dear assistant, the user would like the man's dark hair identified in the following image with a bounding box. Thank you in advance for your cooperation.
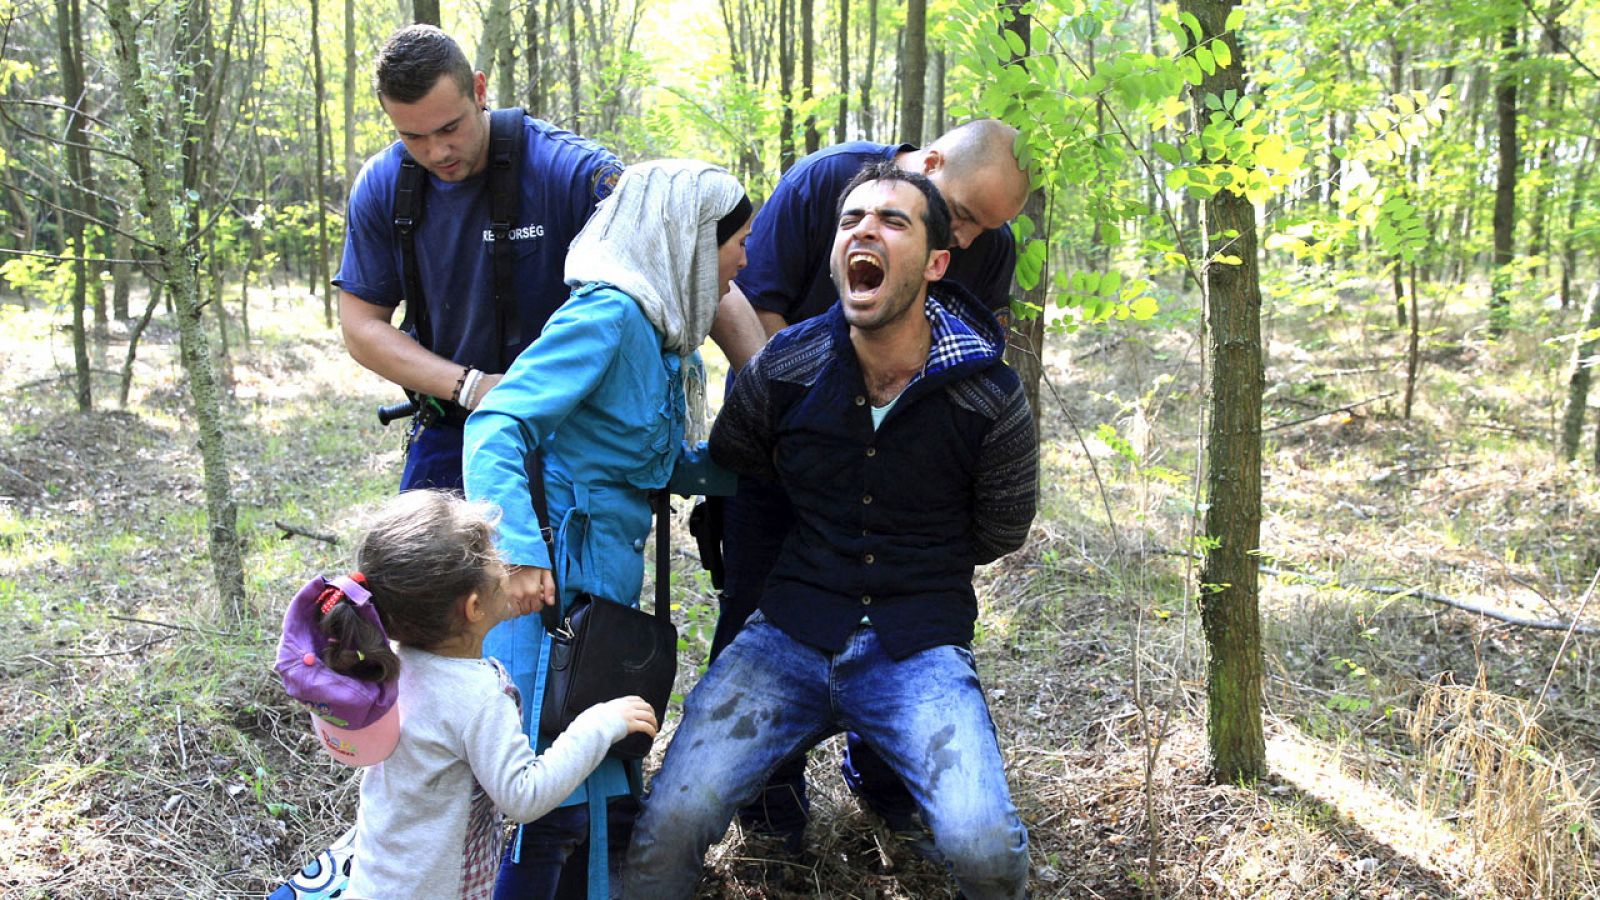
[374,25,474,104]
[837,160,955,253]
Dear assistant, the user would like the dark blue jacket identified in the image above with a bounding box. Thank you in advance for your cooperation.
[710,283,1038,660]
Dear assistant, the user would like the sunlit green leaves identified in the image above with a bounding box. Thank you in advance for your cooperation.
[1015,238,1048,290]
[1051,266,1159,323]
[1373,195,1429,263]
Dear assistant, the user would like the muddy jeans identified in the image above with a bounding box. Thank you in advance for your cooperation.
[623,612,1028,899]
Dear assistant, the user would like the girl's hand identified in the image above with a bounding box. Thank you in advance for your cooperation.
[605,696,658,738]
[505,566,555,615]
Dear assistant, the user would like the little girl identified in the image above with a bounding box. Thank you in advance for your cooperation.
[278,490,656,900]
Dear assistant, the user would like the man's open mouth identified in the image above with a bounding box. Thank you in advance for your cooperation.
[847,250,885,299]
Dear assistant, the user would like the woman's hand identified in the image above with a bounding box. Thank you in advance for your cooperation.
[504,565,555,615]
[605,696,659,738]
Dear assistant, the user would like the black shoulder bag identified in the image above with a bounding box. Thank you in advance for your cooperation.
[523,436,677,760]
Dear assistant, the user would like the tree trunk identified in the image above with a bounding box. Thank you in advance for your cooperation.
[1489,24,1519,337]
[120,280,165,408]
[311,0,333,327]
[477,0,512,104]
[926,47,945,143]
[1181,0,1265,784]
[802,0,819,154]
[108,0,247,618]
[56,0,92,411]
[524,0,542,114]
[999,0,1041,433]
[343,0,357,197]
[898,0,925,145]
[112,209,132,319]
[1405,262,1421,420]
[1390,37,1406,330]
[1560,131,1596,311]
[1561,282,1600,461]
[778,0,795,171]
[857,0,876,140]
[567,0,580,128]
[835,0,848,143]
[414,0,439,25]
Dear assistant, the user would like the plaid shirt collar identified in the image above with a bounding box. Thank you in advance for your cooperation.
[913,291,999,387]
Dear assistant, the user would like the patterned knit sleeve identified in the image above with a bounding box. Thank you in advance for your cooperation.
[972,377,1038,564]
[709,346,778,480]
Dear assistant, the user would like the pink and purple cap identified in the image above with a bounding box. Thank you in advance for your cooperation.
[275,574,400,767]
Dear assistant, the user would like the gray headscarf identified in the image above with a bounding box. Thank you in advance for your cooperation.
[563,159,745,357]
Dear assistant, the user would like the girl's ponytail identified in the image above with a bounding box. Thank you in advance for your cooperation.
[320,588,401,683]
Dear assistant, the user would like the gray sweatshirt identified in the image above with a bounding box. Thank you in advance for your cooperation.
[346,644,626,899]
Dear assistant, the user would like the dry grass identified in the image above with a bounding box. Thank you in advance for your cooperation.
[1409,677,1600,895]
[3,274,1600,898]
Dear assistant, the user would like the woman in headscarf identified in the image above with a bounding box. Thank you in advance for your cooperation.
[462,159,753,899]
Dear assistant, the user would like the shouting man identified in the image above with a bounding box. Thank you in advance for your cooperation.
[624,161,1038,899]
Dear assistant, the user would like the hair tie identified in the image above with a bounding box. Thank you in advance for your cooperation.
[317,572,369,616]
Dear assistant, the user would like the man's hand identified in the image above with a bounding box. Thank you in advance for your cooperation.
[505,565,556,614]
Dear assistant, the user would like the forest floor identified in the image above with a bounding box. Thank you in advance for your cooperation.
[2,275,1599,899]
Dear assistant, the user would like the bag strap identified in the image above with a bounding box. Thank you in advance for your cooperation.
[486,107,525,368]
[392,155,429,350]
[653,490,669,618]
[519,421,672,628]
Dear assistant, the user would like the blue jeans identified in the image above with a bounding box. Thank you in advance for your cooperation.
[493,797,637,900]
[624,614,1028,898]
[716,477,917,842]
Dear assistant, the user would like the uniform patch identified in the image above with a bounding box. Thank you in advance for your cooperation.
[592,163,623,201]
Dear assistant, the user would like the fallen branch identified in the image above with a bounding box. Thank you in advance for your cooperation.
[1262,391,1399,433]
[48,633,177,658]
[274,519,338,545]
[106,613,239,638]
[1162,550,1600,635]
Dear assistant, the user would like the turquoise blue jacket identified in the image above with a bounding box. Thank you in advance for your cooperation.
[463,282,690,812]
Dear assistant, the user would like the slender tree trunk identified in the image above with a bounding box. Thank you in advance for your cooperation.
[999,0,1042,433]
[56,0,92,411]
[1405,262,1421,420]
[1182,0,1265,784]
[1390,38,1407,329]
[899,0,925,145]
[836,0,848,143]
[858,0,877,140]
[1489,24,1519,337]
[343,0,356,197]
[926,48,945,143]
[802,0,818,154]
[108,0,247,618]
[889,28,901,139]
[120,279,164,408]
[524,0,542,114]
[477,0,512,103]
[1560,132,1596,311]
[778,0,796,171]
[414,0,439,25]
[1561,282,1600,461]
[311,0,333,327]
[112,209,132,319]
[567,0,580,128]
